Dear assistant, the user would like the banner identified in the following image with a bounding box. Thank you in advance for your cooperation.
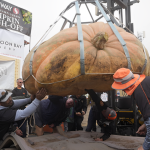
[0,29,24,59]
[0,60,15,90]
[0,0,32,36]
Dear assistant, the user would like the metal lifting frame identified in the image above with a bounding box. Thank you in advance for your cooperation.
[95,0,131,69]
[75,0,131,73]
[26,0,147,83]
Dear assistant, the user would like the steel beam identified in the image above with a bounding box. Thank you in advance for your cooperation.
[124,0,132,29]
[107,0,114,14]
[111,5,122,11]
[113,0,127,8]
[119,9,123,27]
[60,19,68,31]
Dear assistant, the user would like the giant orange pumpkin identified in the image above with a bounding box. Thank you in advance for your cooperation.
[22,22,150,96]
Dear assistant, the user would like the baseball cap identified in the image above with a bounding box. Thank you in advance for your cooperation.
[0,89,12,102]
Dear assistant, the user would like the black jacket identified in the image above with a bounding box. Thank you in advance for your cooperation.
[0,108,17,140]
[86,89,108,111]
[92,105,116,135]
[134,76,150,121]
[40,95,70,127]
[70,95,87,114]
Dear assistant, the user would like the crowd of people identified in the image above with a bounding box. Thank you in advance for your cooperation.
[0,67,150,150]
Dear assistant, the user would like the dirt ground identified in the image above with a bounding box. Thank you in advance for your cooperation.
[19,105,144,150]
[24,131,144,150]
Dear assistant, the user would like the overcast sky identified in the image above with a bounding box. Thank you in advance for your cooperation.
[4,0,150,75]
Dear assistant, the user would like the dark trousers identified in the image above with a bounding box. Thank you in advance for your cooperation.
[16,117,32,138]
[86,106,116,134]
[74,115,83,131]
[86,107,97,132]
[68,122,75,131]
[16,119,27,138]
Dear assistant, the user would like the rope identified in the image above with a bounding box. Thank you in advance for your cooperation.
[13,114,36,137]
[33,7,68,51]
[29,113,35,128]
[26,119,29,138]
[14,117,27,133]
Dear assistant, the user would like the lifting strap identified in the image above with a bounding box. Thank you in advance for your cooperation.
[75,1,85,75]
[95,0,131,70]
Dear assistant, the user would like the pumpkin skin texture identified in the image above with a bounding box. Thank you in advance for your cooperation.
[22,22,149,96]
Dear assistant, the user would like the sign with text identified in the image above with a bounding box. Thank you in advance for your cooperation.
[101,92,108,102]
[0,0,32,36]
[0,29,24,59]
[0,60,15,90]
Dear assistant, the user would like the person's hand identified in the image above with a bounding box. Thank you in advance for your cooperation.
[82,111,85,116]
[36,88,47,100]
[76,112,82,116]
[136,124,147,135]
[138,146,144,150]
[15,128,23,136]
[30,94,36,101]
[94,138,103,141]
[49,124,55,128]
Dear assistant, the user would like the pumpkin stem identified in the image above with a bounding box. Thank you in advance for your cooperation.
[91,32,108,49]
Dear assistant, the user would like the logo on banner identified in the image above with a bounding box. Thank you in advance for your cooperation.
[0,0,32,36]
[0,66,7,78]
[0,2,12,11]
[0,40,22,49]
[13,8,19,14]
[0,29,24,59]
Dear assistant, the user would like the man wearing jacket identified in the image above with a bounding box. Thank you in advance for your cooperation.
[112,68,150,150]
[70,95,87,131]
[0,88,47,140]
[85,89,117,141]
[34,95,76,135]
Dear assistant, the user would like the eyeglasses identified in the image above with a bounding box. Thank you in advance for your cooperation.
[19,82,23,83]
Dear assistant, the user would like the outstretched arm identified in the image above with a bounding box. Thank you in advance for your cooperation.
[11,98,31,109]
[85,89,107,111]
[14,88,47,121]
[14,98,40,121]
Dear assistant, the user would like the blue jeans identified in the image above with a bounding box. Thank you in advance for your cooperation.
[143,117,150,150]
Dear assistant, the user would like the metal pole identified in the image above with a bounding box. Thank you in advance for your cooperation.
[119,9,123,27]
